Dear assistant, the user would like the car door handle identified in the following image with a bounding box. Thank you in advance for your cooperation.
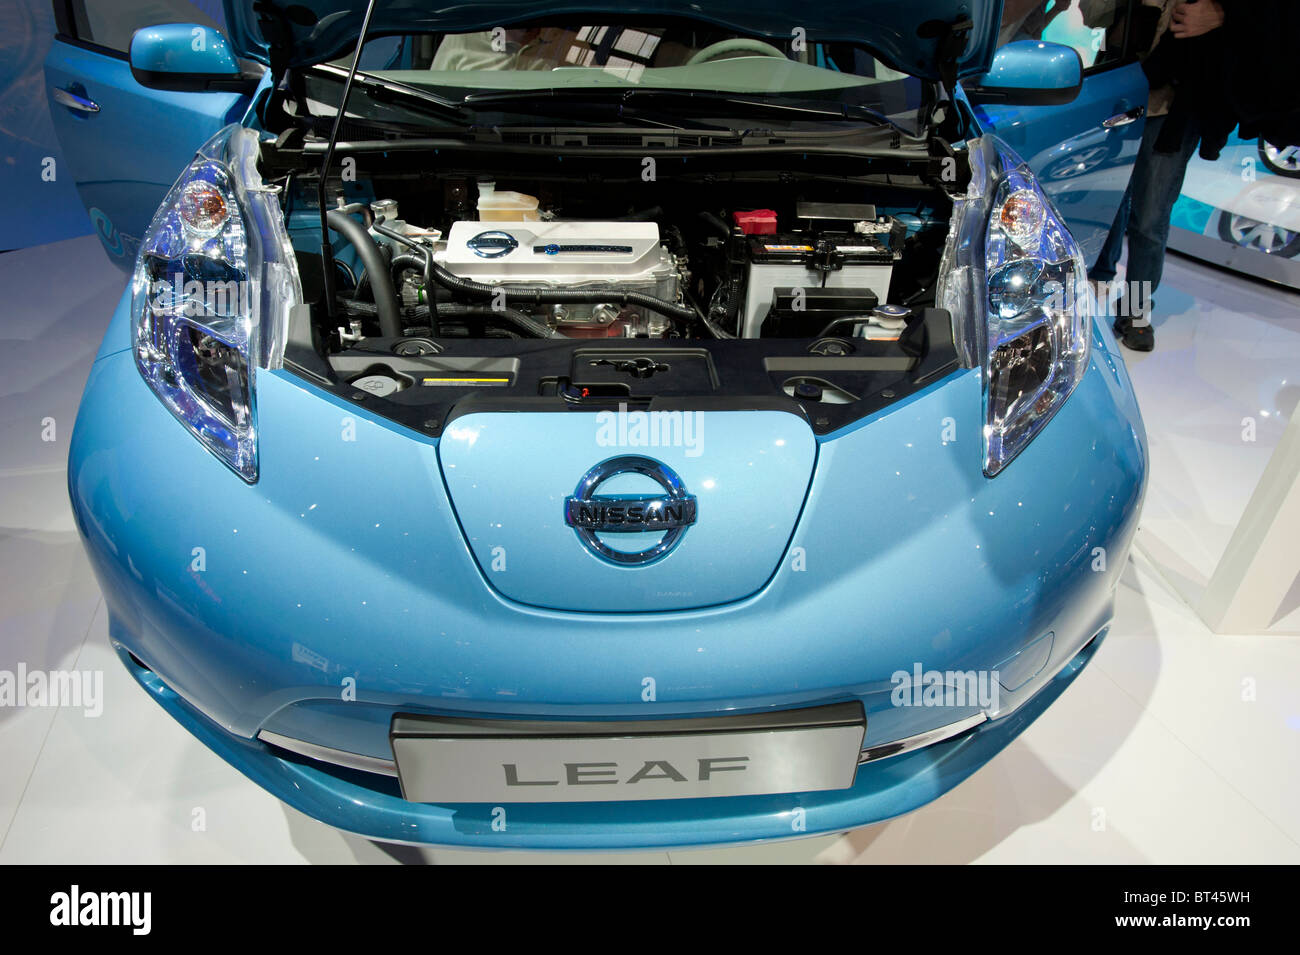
[1101,106,1144,129]
[53,86,100,113]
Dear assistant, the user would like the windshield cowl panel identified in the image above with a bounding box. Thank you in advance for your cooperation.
[303,26,932,137]
[231,2,997,78]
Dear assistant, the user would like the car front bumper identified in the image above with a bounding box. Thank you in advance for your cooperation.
[70,289,1146,849]
[111,630,1104,849]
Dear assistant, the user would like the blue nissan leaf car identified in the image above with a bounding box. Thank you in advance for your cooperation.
[50,0,1148,849]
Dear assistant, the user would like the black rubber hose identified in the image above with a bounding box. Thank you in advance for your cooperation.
[390,252,424,282]
[688,287,734,340]
[371,220,697,326]
[325,210,402,338]
[436,304,557,339]
[355,240,391,302]
[334,201,374,225]
[390,252,443,335]
[698,211,730,239]
[338,297,555,339]
[621,205,663,222]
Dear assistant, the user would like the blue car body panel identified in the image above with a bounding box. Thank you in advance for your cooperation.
[67,285,1145,847]
[113,629,1104,849]
[128,23,241,77]
[438,410,818,611]
[42,38,260,268]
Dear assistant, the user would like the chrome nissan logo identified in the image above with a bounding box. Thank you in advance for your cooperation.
[564,456,697,566]
[466,230,518,258]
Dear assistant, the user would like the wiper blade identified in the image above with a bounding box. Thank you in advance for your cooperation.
[463,87,904,133]
[461,91,733,131]
[310,64,470,121]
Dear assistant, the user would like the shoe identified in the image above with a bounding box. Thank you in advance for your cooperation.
[1112,315,1154,352]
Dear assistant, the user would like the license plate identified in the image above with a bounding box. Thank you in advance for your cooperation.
[391,704,865,803]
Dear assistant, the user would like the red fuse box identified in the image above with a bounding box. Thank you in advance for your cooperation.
[732,209,778,235]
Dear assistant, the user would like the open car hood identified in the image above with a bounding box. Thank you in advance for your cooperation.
[225,0,999,80]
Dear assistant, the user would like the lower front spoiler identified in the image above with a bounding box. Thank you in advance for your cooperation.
[115,633,1104,851]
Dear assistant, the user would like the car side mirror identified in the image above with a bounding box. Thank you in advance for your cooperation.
[963,40,1083,107]
[129,23,254,93]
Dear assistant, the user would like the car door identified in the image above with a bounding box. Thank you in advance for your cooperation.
[964,0,1150,264]
[43,0,261,269]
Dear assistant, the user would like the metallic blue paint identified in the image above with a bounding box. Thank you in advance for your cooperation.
[128,23,240,79]
[113,629,1105,849]
[68,284,1145,848]
[42,38,262,268]
[974,40,1081,96]
[439,411,816,611]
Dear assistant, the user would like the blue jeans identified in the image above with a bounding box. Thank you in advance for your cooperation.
[1091,111,1201,322]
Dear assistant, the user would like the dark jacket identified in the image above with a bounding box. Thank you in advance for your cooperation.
[1221,0,1300,149]
[1143,0,1299,159]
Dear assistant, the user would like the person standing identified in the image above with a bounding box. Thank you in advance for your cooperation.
[1090,0,1226,352]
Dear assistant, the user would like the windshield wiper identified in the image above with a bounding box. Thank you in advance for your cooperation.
[462,87,906,134]
[305,70,911,138]
[310,64,470,122]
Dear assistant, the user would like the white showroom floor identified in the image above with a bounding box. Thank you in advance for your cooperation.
[1,234,1297,864]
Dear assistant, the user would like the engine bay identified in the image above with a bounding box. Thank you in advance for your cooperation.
[266,138,965,435]
[372,194,917,341]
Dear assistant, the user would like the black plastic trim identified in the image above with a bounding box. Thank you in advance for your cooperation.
[129,65,260,94]
[52,0,76,38]
[283,307,961,440]
[53,32,127,62]
[391,701,865,741]
[962,79,1083,107]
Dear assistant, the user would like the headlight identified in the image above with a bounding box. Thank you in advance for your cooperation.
[938,136,1092,476]
[131,125,300,482]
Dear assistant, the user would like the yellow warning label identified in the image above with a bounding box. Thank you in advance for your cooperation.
[422,377,511,386]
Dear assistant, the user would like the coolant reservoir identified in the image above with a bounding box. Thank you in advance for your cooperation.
[477,180,539,221]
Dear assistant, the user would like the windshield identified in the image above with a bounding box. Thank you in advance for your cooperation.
[316,26,927,134]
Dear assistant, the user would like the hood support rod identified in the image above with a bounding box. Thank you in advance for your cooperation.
[317,0,380,321]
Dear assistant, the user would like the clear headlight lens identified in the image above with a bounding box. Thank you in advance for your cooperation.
[131,125,300,482]
[938,136,1091,476]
